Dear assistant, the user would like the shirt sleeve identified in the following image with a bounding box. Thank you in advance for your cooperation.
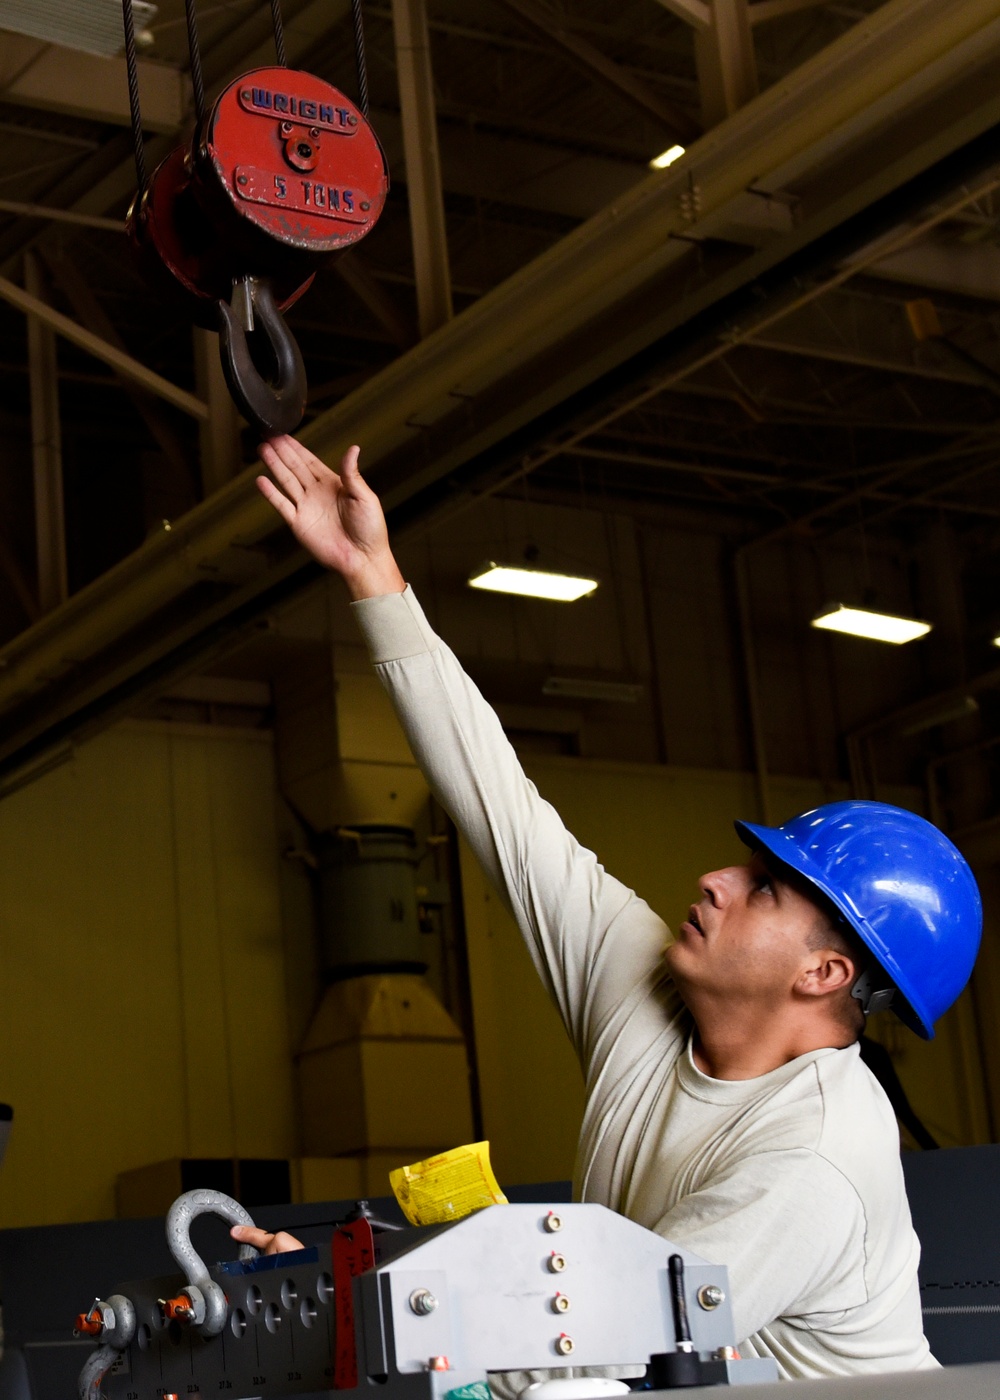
[351,587,671,1068]
[654,1149,868,1344]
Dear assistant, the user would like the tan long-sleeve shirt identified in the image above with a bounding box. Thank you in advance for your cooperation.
[352,586,935,1379]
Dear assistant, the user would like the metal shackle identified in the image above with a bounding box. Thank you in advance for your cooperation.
[166,1188,260,1337]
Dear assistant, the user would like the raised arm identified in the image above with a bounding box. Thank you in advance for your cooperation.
[256,436,672,1066]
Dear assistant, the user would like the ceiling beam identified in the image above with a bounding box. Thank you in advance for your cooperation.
[494,0,700,141]
[650,0,713,30]
[695,0,759,128]
[40,248,198,496]
[749,0,831,23]
[0,199,123,233]
[744,334,991,387]
[392,0,454,337]
[0,272,208,420]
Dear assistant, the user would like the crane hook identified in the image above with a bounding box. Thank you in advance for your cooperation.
[215,275,307,436]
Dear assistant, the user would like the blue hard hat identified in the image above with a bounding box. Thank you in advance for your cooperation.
[734,800,982,1040]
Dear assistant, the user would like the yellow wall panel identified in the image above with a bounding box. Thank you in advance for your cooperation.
[0,721,295,1227]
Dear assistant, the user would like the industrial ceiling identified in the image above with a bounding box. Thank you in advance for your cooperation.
[1,0,1000,799]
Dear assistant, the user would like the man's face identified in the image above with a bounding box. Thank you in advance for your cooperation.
[664,852,827,1010]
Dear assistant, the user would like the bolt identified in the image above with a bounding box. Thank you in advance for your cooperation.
[241,91,251,101]
[697,1284,726,1311]
[552,1293,571,1314]
[548,1252,567,1273]
[237,175,248,185]
[310,127,320,138]
[360,201,371,211]
[281,121,294,134]
[555,1334,575,1356]
[543,1212,563,1233]
[410,1289,439,1316]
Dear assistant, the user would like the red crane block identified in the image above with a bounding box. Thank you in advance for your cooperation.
[200,67,389,256]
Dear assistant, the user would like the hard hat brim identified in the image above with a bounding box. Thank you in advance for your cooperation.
[734,819,934,1039]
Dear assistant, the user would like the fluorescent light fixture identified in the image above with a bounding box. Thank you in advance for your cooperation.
[811,604,932,645]
[468,563,598,602]
[543,677,643,703]
[649,144,686,171]
[0,0,158,56]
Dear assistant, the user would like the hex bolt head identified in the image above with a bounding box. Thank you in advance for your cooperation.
[555,1334,575,1356]
[543,1212,563,1233]
[697,1284,726,1311]
[410,1289,439,1316]
[547,1252,567,1273]
[552,1293,571,1314]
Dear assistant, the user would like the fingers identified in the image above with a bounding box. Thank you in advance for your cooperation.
[256,474,297,522]
[340,444,362,484]
[258,442,308,503]
[231,1224,276,1251]
[264,435,333,485]
[230,1224,305,1256]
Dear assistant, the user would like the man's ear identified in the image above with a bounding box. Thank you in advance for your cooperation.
[796,951,855,1000]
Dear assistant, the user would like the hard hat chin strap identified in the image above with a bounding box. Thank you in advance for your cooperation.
[851,968,896,1017]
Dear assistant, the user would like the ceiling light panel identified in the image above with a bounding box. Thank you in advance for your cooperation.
[811,604,931,645]
[0,0,157,57]
[468,564,598,602]
[649,144,685,170]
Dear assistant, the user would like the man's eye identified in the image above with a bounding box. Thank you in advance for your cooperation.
[756,877,773,895]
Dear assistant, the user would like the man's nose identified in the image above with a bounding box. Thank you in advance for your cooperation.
[697,865,742,906]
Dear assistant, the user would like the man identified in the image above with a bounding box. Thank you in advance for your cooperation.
[235,434,982,1379]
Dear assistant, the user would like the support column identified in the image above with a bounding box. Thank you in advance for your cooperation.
[193,328,242,495]
[695,0,758,130]
[391,0,453,339]
[24,251,67,614]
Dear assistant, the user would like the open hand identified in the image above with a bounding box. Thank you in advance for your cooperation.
[256,436,405,600]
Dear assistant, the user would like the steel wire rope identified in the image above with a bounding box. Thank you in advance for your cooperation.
[270,0,287,66]
[351,0,371,118]
[120,0,147,194]
[185,0,207,125]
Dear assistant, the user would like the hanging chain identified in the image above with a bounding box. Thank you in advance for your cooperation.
[270,0,287,66]
[350,0,370,119]
[120,0,147,194]
[185,0,206,124]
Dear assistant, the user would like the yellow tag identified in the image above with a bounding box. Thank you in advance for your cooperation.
[389,1142,508,1225]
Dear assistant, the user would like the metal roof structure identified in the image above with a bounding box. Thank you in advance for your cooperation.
[1,0,1000,813]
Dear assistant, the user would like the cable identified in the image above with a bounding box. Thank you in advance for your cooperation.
[120,0,147,194]
[270,0,287,66]
[184,0,206,124]
[350,0,370,118]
